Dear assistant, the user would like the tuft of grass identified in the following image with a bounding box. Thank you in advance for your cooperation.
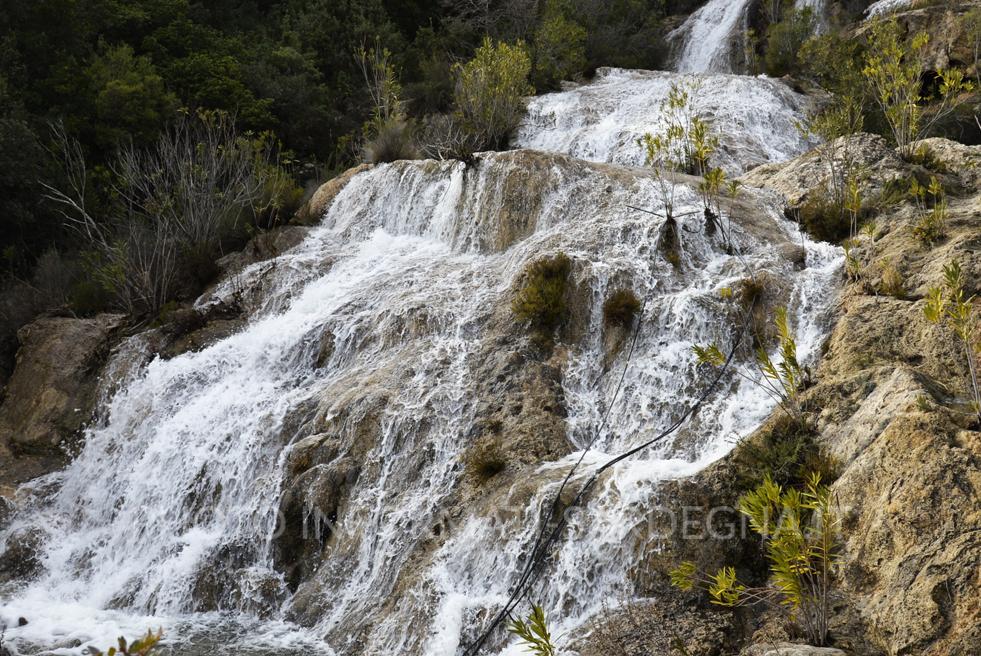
[363,117,419,164]
[797,192,853,244]
[602,288,641,328]
[466,441,507,482]
[512,253,572,335]
[733,413,838,491]
[877,259,905,298]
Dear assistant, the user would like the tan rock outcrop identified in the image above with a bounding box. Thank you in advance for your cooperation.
[292,164,372,226]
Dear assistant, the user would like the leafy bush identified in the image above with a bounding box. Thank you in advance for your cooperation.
[764,7,816,77]
[733,413,836,490]
[695,307,807,424]
[924,260,981,424]
[602,288,641,328]
[532,1,587,90]
[863,19,974,156]
[512,253,572,335]
[671,472,839,646]
[453,38,534,151]
[877,259,905,298]
[357,42,419,164]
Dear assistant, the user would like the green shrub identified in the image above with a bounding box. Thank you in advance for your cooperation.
[877,258,905,298]
[910,176,948,245]
[797,191,853,244]
[363,116,419,164]
[453,38,534,151]
[671,472,839,646]
[764,7,816,77]
[863,19,974,156]
[695,307,807,424]
[733,413,837,490]
[904,143,949,173]
[602,288,641,328]
[532,1,587,90]
[512,253,572,334]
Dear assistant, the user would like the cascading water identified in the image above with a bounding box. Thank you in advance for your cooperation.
[670,0,754,73]
[0,15,842,656]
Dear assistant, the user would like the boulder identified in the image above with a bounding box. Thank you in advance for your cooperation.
[742,644,847,656]
[292,164,372,226]
[0,314,126,456]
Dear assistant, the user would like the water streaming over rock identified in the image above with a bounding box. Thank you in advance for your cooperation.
[670,0,754,73]
[0,19,841,656]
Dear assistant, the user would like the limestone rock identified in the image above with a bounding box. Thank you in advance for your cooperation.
[0,314,126,456]
[740,133,906,206]
[293,164,372,226]
[742,644,847,656]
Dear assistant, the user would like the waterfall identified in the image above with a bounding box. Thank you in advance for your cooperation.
[0,19,841,656]
[670,0,754,73]
[865,0,912,18]
[514,68,815,174]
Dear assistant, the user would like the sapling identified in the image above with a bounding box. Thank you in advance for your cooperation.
[924,260,981,424]
[671,472,839,646]
[694,307,807,424]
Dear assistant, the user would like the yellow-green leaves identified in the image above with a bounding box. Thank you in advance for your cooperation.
[863,19,974,155]
[693,343,726,367]
[670,560,698,591]
[454,38,533,150]
[924,260,981,422]
[508,604,557,656]
[87,629,163,656]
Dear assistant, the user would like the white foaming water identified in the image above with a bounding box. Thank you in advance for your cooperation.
[0,145,840,655]
[670,0,753,73]
[865,0,913,18]
[2,29,839,651]
[515,68,815,174]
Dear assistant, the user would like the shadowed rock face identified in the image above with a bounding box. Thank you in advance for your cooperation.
[0,314,126,495]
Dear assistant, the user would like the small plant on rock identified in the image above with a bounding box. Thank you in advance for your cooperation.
[512,253,572,336]
[924,260,981,424]
[877,258,905,299]
[602,289,642,328]
[910,176,948,246]
[671,472,838,646]
[509,604,557,656]
[694,307,807,424]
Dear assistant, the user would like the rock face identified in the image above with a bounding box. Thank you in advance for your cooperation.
[0,314,125,461]
[650,136,981,656]
[292,164,372,226]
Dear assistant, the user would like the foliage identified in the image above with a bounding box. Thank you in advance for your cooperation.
[924,260,981,424]
[909,176,947,246]
[877,259,905,299]
[43,114,294,315]
[695,307,806,423]
[512,253,572,335]
[453,38,534,151]
[733,413,836,490]
[533,1,588,90]
[764,8,816,77]
[86,628,163,656]
[863,19,974,156]
[509,604,557,656]
[671,473,839,646]
[638,79,718,229]
[602,288,641,328]
[357,41,418,163]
